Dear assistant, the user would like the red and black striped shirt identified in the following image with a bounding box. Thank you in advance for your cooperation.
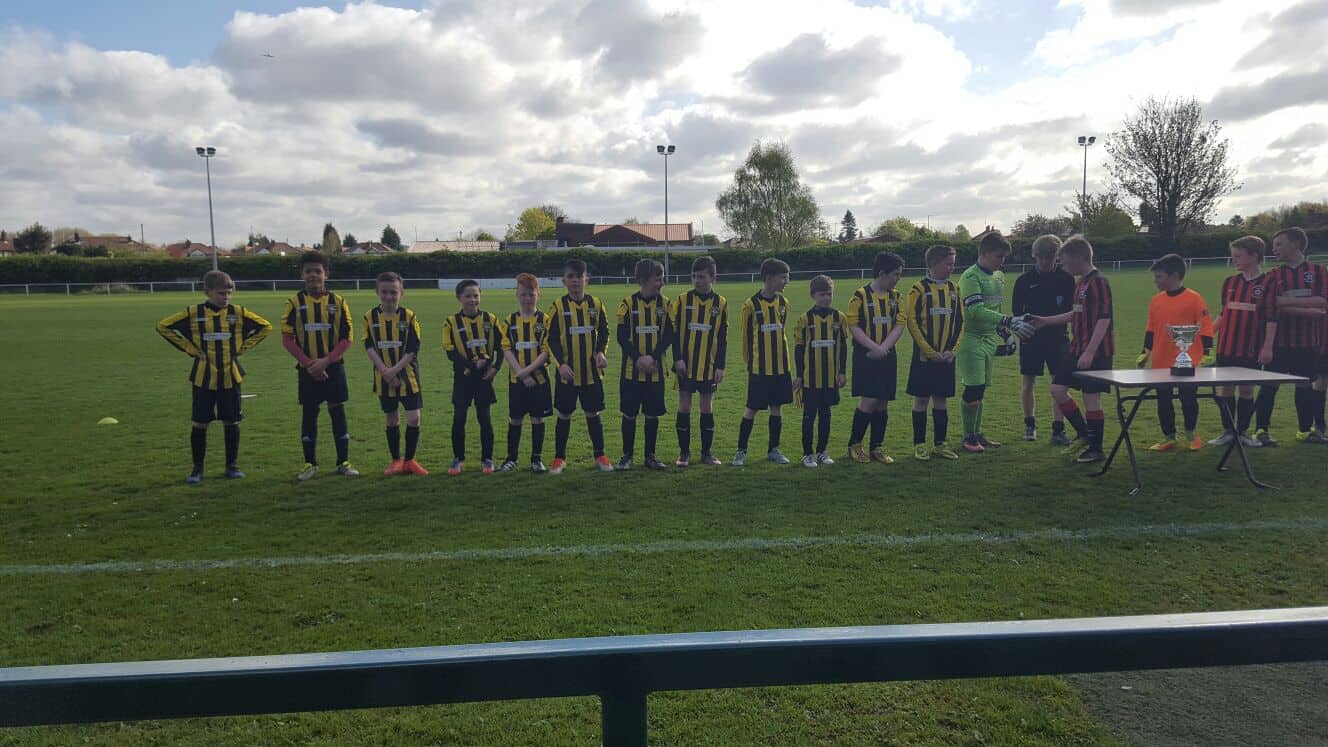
[1069,270,1114,358]
[1269,262,1328,350]
[1216,272,1272,358]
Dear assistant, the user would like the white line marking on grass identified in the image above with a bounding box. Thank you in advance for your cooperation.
[4,517,1328,576]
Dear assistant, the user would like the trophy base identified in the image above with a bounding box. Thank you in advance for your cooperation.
[1170,366,1196,377]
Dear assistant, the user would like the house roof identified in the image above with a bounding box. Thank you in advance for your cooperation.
[0,240,14,254]
[592,223,692,242]
[164,241,226,259]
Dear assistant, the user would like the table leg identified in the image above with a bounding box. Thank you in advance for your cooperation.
[1095,384,1145,495]
[1211,395,1277,490]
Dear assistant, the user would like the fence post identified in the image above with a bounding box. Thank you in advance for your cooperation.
[600,689,648,747]
[149,282,154,294]
[272,281,277,292]
[66,284,71,296]
[356,279,361,291]
[26,284,30,296]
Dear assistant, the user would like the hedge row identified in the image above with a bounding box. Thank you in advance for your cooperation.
[2,228,1324,284]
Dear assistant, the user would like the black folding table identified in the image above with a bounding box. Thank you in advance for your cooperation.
[1073,367,1309,495]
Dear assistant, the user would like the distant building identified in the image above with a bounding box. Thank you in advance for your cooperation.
[165,240,227,259]
[721,237,753,249]
[343,241,393,255]
[0,239,14,256]
[406,240,501,253]
[555,218,694,247]
[72,234,147,253]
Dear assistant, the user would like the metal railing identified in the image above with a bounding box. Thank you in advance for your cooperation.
[4,607,1327,745]
[1,255,1324,295]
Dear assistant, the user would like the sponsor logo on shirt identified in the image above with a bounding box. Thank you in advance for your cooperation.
[515,341,541,350]
[929,308,952,316]
[810,339,836,349]
[759,322,783,332]
[304,322,332,332]
[569,325,595,334]
[635,325,661,334]
[378,340,404,349]
[465,338,488,349]
[687,322,712,332]
[201,332,232,341]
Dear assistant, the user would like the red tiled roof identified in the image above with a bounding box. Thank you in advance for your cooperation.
[592,223,692,242]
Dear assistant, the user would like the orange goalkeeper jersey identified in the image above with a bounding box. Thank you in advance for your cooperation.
[1145,287,1214,368]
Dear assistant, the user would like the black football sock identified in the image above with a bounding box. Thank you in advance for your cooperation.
[452,404,468,460]
[190,427,207,471]
[644,417,659,457]
[386,426,401,460]
[912,409,927,445]
[1236,396,1255,434]
[1180,388,1199,433]
[1051,419,1066,434]
[849,409,870,446]
[768,415,782,452]
[1156,390,1177,438]
[476,404,494,461]
[1315,389,1327,432]
[932,409,949,446]
[1255,385,1277,431]
[1294,387,1314,433]
[404,425,420,461]
[1218,396,1236,432]
[676,411,692,454]
[1059,400,1088,439]
[223,424,240,467]
[329,405,350,464]
[587,415,606,457]
[621,416,636,459]
[1087,410,1106,448]
[531,422,546,461]
[1024,415,1036,429]
[801,411,815,455]
[700,412,716,454]
[506,422,521,462]
[870,410,887,450]
[554,417,570,459]
[737,416,754,451]
[816,405,832,454]
[301,404,319,464]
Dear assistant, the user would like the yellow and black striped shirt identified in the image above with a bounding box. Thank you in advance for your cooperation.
[547,294,610,386]
[501,310,551,385]
[846,284,905,348]
[740,292,790,376]
[157,302,272,390]
[363,306,422,396]
[669,290,728,382]
[281,291,352,366]
[905,277,964,359]
[793,307,848,389]
[442,310,503,380]
[617,292,671,383]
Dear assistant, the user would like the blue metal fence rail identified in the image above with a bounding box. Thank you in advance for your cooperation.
[4,607,1328,745]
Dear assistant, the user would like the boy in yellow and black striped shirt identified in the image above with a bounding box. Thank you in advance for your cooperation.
[442,279,503,475]
[905,244,965,461]
[363,272,427,477]
[845,251,907,464]
[499,273,554,473]
[793,275,847,468]
[547,258,613,473]
[282,251,357,480]
[670,255,728,466]
[734,258,793,466]
[616,259,672,471]
[156,270,271,484]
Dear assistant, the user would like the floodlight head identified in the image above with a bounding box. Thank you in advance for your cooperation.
[657,145,665,153]
[1087,136,1096,145]
[667,145,675,154]
[1077,136,1086,146]
[206,147,217,156]
[195,147,206,156]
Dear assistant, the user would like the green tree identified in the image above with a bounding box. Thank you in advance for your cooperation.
[715,140,824,251]
[1105,96,1240,243]
[537,204,569,223]
[1066,191,1137,238]
[1011,214,1073,238]
[870,216,920,242]
[838,210,859,242]
[950,224,972,242]
[322,223,342,255]
[1228,215,1244,227]
[697,233,720,245]
[343,233,358,247]
[381,224,403,251]
[623,217,640,225]
[14,223,52,254]
[506,208,558,241]
[473,230,498,242]
[246,232,271,247]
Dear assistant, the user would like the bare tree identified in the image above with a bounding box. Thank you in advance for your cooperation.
[1104,97,1239,244]
[716,140,824,251]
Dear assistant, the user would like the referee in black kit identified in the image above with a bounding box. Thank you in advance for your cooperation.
[1011,234,1077,444]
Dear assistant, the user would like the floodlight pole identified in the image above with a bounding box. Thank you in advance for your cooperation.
[1077,135,1095,237]
[196,146,218,270]
[657,144,675,280]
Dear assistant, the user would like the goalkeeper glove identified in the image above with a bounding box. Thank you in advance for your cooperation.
[1010,316,1037,340]
[996,333,1018,357]
[1135,350,1150,368]
[996,315,1013,337]
[1200,351,1216,367]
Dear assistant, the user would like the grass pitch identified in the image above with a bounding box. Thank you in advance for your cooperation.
[2,265,1326,745]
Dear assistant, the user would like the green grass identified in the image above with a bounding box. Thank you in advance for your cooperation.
[2,266,1325,744]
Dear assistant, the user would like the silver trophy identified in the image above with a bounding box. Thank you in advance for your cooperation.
[1166,324,1200,376]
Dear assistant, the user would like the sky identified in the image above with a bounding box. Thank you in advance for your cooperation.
[1,0,1326,247]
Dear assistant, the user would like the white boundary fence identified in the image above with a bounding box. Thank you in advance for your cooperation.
[1,255,1325,296]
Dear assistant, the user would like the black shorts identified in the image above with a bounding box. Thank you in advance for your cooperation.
[851,349,897,400]
[1052,352,1113,393]
[379,392,423,413]
[1020,334,1069,377]
[1267,348,1318,379]
[801,387,840,409]
[1216,354,1260,370]
[621,379,667,417]
[509,379,553,419]
[555,380,606,415]
[905,355,956,399]
[193,386,242,423]
[679,377,718,395]
[745,373,794,410]
[297,363,349,406]
[452,374,498,408]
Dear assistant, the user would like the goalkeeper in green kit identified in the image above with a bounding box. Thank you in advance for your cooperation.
[957,231,1028,453]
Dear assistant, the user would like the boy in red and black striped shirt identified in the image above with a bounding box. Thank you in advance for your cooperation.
[1212,236,1277,445]
[1257,227,1328,444]
[1028,236,1114,463]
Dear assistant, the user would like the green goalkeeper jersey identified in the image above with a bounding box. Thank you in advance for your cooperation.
[957,263,1006,342]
